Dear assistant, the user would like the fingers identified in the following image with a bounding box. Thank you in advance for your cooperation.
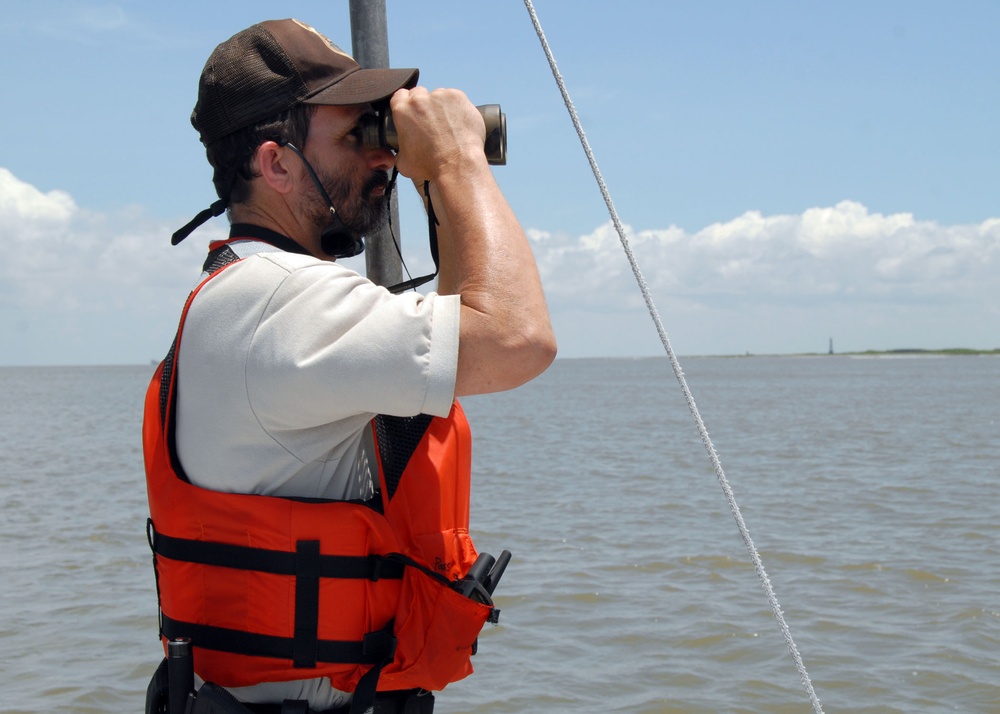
[389,87,487,181]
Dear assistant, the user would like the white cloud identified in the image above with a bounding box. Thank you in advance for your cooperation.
[1,167,996,363]
[529,200,1000,307]
[0,168,216,312]
[0,167,224,364]
[0,168,75,224]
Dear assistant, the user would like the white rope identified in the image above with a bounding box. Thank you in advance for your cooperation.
[521,2,824,712]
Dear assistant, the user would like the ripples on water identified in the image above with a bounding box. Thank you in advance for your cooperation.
[1,356,997,712]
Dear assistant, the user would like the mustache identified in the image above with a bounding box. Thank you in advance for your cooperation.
[363,171,390,197]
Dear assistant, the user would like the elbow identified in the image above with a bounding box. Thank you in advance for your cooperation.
[496,322,558,390]
[526,325,558,380]
[455,319,557,397]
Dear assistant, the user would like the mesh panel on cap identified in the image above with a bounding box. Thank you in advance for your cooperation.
[193,25,307,144]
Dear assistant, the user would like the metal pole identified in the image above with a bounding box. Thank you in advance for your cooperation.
[349,0,403,288]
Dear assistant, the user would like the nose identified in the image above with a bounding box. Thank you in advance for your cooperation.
[369,145,395,172]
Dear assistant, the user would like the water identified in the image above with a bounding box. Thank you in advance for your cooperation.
[1,356,998,713]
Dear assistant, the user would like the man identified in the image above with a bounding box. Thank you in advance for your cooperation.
[142,18,555,714]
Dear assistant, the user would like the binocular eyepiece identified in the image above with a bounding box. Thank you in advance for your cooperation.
[361,104,507,166]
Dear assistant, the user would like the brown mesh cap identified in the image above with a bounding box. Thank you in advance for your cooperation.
[191,19,418,145]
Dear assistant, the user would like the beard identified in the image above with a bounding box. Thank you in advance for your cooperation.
[306,166,390,238]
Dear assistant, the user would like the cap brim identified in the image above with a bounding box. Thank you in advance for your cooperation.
[304,67,418,106]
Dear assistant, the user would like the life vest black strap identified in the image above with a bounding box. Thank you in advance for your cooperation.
[294,540,321,668]
[160,615,393,667]
[150,529,405,581]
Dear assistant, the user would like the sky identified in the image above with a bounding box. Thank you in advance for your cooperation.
[0,0,998,365]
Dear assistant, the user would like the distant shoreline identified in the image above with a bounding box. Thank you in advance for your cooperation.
[736,348,1000,358]
[549,349,1000,361]
[1,349,998,369]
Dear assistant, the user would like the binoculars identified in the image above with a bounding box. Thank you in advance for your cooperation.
[361,104,507,165]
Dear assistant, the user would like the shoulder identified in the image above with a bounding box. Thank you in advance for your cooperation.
[201,251,368,302]
[237,250,355,278]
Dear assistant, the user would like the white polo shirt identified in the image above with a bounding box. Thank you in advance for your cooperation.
[174,239,460,501]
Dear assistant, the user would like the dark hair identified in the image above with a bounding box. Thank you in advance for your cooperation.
[204,103,317,205]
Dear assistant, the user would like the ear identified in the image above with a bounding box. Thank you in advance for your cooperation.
[255,141,296,195]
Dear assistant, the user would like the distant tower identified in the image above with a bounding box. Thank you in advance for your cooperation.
[829,338,834,355]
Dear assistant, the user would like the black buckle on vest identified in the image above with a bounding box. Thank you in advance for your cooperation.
[362,624,397,662]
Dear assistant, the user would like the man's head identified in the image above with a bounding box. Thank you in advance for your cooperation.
[181,19,417,247]
[192,19,417,147]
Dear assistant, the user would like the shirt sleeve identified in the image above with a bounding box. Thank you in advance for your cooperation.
[239,254,460,427]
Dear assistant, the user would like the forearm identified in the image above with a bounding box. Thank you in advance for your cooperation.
[390,86,556,394]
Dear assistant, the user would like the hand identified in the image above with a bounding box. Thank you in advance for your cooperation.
[388,87,487,182]
[386,91,556,397]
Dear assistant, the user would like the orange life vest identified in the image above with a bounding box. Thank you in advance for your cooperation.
[142,244,496,698]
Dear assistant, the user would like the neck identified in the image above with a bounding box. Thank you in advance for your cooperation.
[225,224,313,256]
[228,202,329,261]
